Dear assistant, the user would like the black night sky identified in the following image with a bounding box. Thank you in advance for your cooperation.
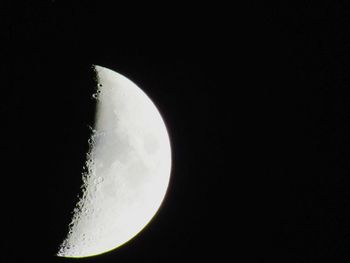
[0,2,229,263]
[6,1,350,263]
[244,2,350,262]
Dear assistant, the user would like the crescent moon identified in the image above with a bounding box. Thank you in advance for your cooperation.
[57,65,172,258]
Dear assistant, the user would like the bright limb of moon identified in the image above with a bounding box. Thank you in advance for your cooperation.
[57,65,172,258]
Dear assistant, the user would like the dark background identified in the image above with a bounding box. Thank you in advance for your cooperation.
[245,1,350,262]
[0,1,230,263]
[7,1,350,263]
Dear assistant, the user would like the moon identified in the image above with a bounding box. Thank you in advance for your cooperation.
[57,65,172,258]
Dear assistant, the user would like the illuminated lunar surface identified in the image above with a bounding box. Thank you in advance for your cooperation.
[57,65,172,258]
